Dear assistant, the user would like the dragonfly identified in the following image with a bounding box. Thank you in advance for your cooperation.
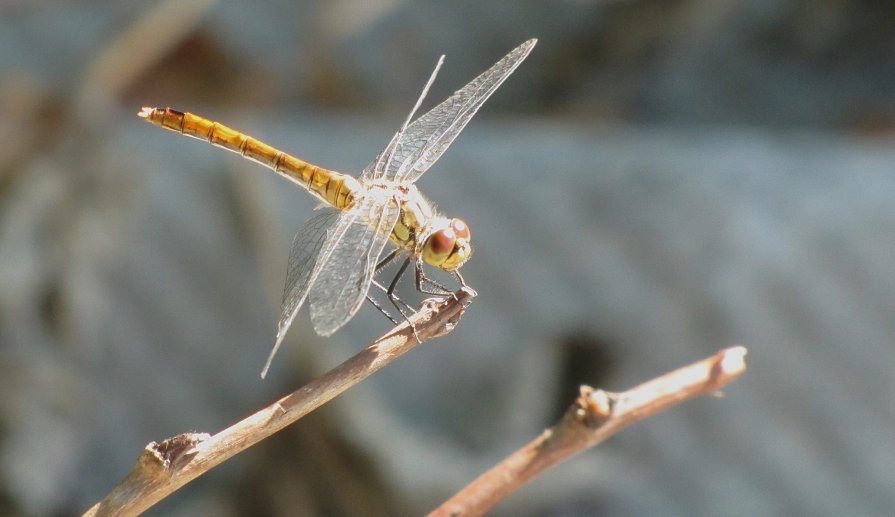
[139,38,536,377]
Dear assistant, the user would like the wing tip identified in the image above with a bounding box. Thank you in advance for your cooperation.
[260,330,288,379]
[521,38,538,52]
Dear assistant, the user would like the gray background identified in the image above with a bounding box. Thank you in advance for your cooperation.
[1,1,894,516]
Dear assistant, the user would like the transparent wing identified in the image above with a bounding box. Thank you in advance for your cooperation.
[262,208,340,378]
[362,56,444,183]
[361,39,536,184]
[308,195,401,336]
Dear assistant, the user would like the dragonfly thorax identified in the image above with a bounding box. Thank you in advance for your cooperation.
[383,184,472,272]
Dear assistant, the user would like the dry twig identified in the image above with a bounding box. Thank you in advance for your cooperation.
[82,287,476,517]
[429,346,748,517]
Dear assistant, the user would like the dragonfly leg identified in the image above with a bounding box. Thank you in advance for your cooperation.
[372,278,416,315]
[446,270,468,301]
[366,249,415,326]
[375,248,402,273]
[414,261,453,296]
[365,293,400,326]
[372,249,417,314]
[386,257,422,342]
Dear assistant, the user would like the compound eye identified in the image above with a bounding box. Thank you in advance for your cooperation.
[451,219,470,240]
[428,228,456,256]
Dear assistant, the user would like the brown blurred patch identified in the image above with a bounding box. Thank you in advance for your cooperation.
[550,329,617,422]
[232,406,407,517]
[122,32,280,110]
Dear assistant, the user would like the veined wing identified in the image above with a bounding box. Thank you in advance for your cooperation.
[362,39,536,184]
[308,195,401,337]
[262,208,340,378]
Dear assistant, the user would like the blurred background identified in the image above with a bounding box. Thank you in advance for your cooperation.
[2,1,894,516]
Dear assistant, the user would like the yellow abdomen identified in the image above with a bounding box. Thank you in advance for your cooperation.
[138,107,358,209]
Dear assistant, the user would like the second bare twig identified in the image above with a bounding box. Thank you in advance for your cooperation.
[429,346,748,517]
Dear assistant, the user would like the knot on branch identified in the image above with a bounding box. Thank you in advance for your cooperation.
[574,386,613,428]
[142,432,210,471]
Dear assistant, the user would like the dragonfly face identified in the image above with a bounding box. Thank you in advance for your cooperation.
[139,38,536,377]
[421,217,472,272]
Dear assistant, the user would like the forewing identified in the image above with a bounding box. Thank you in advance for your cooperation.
[262,208,340,377]
[361,39,536,183]
[361,56,445,183]
[308,196,401,336]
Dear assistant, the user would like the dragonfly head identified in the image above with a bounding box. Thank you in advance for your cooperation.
[422,218,473,271]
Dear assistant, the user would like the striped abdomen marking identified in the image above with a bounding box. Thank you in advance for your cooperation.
[138,107,358,209]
